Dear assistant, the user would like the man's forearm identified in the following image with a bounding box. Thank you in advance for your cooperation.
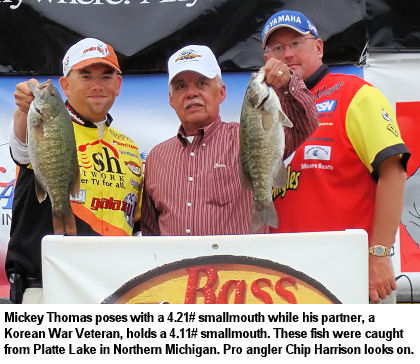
[370,156,407,247]
[13,108,28,143]
[368,156,406,302]
[277,74,318,158]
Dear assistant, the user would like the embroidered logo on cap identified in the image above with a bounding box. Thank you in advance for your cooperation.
[175,49,202,62]
[83,44,109,57]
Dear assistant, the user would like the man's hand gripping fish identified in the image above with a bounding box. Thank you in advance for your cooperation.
[27,80,80,235]
[239,70,293,232]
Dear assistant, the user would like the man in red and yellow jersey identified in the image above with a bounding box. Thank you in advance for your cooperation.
[262,10,410,303]
[6,38,143,303]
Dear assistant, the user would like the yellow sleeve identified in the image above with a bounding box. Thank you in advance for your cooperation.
[345,84,404,173]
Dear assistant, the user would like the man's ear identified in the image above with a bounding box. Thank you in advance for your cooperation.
[169,91,174,109]
[316,38,324,59]
[59,76,70,98]
[115,74,122,97]
[218,84,226,104]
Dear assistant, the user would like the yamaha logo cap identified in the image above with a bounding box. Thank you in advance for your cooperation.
[168,45,221,85]
[262,10,319,48]
[63,38,121,76]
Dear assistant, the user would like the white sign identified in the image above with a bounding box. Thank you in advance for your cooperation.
[42,229,368,304]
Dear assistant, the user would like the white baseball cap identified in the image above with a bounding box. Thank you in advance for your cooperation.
[167,45,221,84]
[62,37,121,76]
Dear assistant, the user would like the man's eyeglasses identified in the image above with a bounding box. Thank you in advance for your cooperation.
[264,37,316,56]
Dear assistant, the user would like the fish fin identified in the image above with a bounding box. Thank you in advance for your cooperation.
[70,165,80,198]
[238,157,253,190]
[27,82,39,96]
[261,112,274,130]
[250,201,279,233]
[32,123,45,140]
[273,161,288,188]
[34,178,47,203]
[278,111,293,127]
[53,211,77,236]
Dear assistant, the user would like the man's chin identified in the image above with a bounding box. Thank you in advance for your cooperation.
[90,102,111,114]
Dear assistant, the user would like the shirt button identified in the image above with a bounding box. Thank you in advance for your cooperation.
[291,87,295,91]
[202,143,206,147]
[188,176,193,182]
[284,90,289,95]
[190,152,195,157]
[185,228,191,234]
[186,202,192,207]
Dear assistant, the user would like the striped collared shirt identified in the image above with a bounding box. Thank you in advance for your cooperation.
[141,74,318,236]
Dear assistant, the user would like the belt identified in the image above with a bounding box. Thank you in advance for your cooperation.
[24,277,43,289]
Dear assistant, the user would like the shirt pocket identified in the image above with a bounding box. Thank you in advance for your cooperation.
[206,165,236,207]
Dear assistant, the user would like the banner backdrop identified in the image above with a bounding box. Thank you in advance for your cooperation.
[1,0,420,75]
[1,0,363,74]
[364,53,420,301]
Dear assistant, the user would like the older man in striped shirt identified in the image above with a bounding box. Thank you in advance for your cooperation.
[140,45,318,236]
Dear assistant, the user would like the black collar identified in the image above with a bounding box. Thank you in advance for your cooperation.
[304,64,330,90]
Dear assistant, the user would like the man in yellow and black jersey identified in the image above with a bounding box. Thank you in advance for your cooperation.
[262,10,410,303]
[6,38,144,303]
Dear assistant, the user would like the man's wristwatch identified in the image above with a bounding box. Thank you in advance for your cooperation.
[369,245,392,257]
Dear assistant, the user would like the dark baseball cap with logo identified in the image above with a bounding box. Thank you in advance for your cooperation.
[261,10,319,48]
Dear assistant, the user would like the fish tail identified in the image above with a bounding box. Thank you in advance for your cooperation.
[250,201,279,233]
[53,211,77,236]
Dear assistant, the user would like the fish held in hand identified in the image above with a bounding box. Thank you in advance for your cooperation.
[27,80,80,235]
[239,70,293,232]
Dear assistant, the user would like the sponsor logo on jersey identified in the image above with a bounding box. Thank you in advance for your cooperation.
[91,196,135,218]
[109,129,136,143]
[89,195,137,227]
[382,109,392,122]
[272,165,301,200]
[112,139,139,150]
[316,100,337,113]
[125,161,142,177]
[123,192,137,227]
[78,139,122,173]
[304,145,332,161]
[382,108,399,137]
[70,189,86,204]
[130,178,142,191]
[119,150,140,159]
[314,82,343,99]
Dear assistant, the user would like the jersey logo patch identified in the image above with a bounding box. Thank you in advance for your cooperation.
[316,100,337,113]
[382,108,399,137]
[304,145,332,161]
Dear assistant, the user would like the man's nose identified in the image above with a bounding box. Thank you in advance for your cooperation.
[185,84,199,97]
[90,76,105,87]
[282,44,295,58]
